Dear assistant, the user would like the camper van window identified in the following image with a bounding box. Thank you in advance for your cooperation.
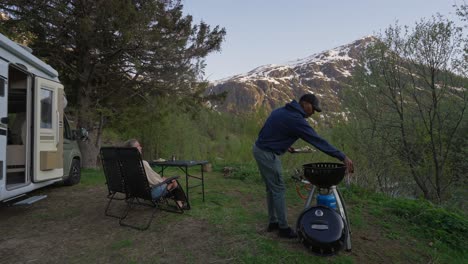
[0,79,4,97]
[64,117,72,140]
[40,88,53,129]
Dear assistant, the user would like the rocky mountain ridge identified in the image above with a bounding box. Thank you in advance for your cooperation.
[205,36,377,124]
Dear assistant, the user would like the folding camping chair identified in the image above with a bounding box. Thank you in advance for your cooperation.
[117,147,183,230]
[100,147,128,219]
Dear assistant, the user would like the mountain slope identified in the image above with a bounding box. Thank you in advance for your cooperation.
[205,36,376,122]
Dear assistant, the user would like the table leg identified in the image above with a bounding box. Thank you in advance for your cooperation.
[201,164,205,202]
[185,165,189,206]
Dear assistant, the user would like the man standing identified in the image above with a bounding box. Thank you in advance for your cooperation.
[253,94,354,238]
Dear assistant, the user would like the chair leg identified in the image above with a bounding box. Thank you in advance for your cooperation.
[119,208,157,231]
[119,199,158,231]
[105,193,127,219]
[157,197,184,214]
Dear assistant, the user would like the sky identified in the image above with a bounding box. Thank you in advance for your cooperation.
[182,0,462,81]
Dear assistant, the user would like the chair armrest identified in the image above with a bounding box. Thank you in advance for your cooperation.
[155,176,180,186]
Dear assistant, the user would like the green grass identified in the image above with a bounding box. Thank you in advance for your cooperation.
[358,189,468,252]
[79,168,106,187]
[81,167,468,263]
[111,239,133,250]
[341,186,468,263]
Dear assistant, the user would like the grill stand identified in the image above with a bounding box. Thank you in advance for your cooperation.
[304,185,352,251]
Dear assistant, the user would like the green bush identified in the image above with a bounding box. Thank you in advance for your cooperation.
[385,198,468,251]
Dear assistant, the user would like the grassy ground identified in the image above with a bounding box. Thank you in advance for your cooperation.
[0,166,466,263]
[86,165,468,263]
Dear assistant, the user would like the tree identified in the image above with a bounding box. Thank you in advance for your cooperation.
[0,0,226,167]
[349,15,467,202]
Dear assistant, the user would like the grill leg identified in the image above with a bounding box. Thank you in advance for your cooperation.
[332,186,351,251]
[304,185,316,209]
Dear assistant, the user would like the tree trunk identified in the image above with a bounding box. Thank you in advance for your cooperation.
[78,130,100,168]
[76,89,102,169]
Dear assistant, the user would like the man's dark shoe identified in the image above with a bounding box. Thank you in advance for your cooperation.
[267,222,279,232]
[278,227,297,238]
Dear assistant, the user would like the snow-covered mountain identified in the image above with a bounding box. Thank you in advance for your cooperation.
[205,36,377,123]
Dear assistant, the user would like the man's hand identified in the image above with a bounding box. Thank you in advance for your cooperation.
[344,157,354,174]
[288,147,295,153]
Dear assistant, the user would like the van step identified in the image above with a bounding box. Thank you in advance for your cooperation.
[13,195,47,205]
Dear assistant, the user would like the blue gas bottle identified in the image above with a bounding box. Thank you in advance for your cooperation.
[317,193,337,209]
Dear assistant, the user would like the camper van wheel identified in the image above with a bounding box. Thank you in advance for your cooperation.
[64,158,81,186]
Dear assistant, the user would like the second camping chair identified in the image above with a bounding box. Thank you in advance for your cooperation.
[100,147,127,219]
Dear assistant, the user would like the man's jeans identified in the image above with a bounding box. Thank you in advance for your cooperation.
[253,144,288,228]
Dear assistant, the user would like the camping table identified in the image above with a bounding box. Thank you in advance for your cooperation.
[150,160,209,205]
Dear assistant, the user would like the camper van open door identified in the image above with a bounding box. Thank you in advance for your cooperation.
[33,77,64,182]
[0,63,7,185]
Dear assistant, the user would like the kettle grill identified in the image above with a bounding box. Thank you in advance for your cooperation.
[296,162,352,256]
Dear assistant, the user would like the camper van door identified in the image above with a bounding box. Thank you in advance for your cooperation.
[33,77,64,182]
[0,62,7,184]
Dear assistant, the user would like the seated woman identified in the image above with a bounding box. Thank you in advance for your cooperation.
[124,139,188,209]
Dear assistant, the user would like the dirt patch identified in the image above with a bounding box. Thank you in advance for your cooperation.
[0,185,233,263]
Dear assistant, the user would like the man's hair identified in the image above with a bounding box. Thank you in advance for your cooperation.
[123,139,139,148]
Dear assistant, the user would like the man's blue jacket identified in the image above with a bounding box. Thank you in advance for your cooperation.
[255,100,345,161]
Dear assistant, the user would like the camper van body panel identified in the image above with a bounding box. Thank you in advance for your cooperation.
[0,33,82,203]
[0,59,8,197]
[0,178,61,201]
[0,34,58,81]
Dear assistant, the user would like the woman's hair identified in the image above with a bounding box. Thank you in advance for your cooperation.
[123,138,139,148]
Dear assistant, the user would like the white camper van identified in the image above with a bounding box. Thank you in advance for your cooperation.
[0,33,84,203]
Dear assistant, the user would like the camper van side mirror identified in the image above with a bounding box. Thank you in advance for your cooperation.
[0,117,8,124]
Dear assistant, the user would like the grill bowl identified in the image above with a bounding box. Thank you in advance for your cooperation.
[302,162,346,188]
